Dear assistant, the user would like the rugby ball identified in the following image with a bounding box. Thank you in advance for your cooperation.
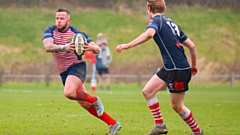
[73,33,86,56]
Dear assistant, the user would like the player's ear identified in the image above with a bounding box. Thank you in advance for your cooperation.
[68,19,71,23]
[147,6,152,13]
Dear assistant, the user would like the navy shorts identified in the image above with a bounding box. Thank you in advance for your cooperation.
[60,62,86,85]
[96,68,109,75]
[156,67,192,93]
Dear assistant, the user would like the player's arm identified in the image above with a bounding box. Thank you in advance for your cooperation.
[116,28,155,53]
[42,37,74,52]
[182,38,198,76]
[84,41,100,54]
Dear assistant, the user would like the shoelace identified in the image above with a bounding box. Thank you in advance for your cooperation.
[93,102,100,110]
[109,125,116,133]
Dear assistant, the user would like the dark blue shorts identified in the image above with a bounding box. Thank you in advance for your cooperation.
[60,62,86,85]
[96,68,109,75]
[156,67,192,93]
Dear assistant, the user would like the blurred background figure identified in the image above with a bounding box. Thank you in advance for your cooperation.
[95,33,112,90]
[96,33,108,46]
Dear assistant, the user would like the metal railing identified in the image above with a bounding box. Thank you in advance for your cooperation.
[2,73,240,79]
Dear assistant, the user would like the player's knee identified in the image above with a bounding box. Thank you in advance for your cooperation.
[171,103,178,110]
[64,90,75,100]
[142,89,149,98]
[171,103,183,113]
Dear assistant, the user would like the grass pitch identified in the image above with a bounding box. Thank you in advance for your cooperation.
[0,82,240,135]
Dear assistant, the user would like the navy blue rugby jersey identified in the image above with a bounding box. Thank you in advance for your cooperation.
[147,15,191,70]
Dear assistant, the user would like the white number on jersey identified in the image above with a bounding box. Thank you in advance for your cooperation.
[166,20,180,37]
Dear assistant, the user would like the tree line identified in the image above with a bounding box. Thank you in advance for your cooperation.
[0,0,239,10]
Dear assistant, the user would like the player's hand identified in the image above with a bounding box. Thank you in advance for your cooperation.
[83,42,92,51]
[63,42,75,52]
[191,66,198,76]
[116,44,123,53]
[83,42,99,53]
[83,42,89,51]
[116,44,129,53]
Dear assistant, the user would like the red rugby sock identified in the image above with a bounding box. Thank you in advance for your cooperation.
[88,105,116,126]
[149,102,164,125]
[181,108,201,133]
[75,90,97,103]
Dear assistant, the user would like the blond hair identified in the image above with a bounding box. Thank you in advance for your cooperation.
[147,0,167,13]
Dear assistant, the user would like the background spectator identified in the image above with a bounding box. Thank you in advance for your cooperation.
[95,40,112,90]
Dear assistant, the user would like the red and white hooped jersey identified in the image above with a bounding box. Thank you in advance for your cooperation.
[42,25,92,73]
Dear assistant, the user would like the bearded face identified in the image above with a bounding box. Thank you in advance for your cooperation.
[55,12,70,32]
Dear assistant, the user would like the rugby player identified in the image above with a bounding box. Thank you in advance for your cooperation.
[116,0,203,135]
[42,7,121,135]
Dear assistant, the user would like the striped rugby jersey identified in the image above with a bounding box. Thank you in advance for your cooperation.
[42,25,92,73]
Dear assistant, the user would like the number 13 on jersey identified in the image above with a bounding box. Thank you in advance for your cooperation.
[166,20,180,37]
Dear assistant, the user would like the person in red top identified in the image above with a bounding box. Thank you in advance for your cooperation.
[42,7,121,135]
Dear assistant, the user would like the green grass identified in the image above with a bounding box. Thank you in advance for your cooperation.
[0,82,240,135]
[0,7,240,72]
[168,7,240,63]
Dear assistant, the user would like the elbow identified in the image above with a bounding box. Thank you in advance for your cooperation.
[146,29,155,38]
[184,38,196,51]
[185,41,197,57]
[147,33,154,39]
[44,45,51,52]
[45,48,50,52]
[189,44,196,51]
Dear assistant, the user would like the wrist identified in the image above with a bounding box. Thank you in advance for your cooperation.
[191,65,197,68]
[125,44,131,49]
[60,45,65,51]
[94,44,100,53]
[61,43,70,51]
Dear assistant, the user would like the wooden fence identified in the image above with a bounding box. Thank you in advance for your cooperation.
[0,73,239,88]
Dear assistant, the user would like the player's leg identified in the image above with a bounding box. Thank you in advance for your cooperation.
[75,84,93,110]
[169,69,203,135]
[63,63,89,100]
[64,75,96,102]
[142,74,168,135]
[77,84,122,134]
[170,92,203,135]
[63,62,104,116]
[64,75,104,116]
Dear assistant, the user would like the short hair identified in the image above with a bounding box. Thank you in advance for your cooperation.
[97,33,104,38]
[56,7,70,18]
[147,0,167,13]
